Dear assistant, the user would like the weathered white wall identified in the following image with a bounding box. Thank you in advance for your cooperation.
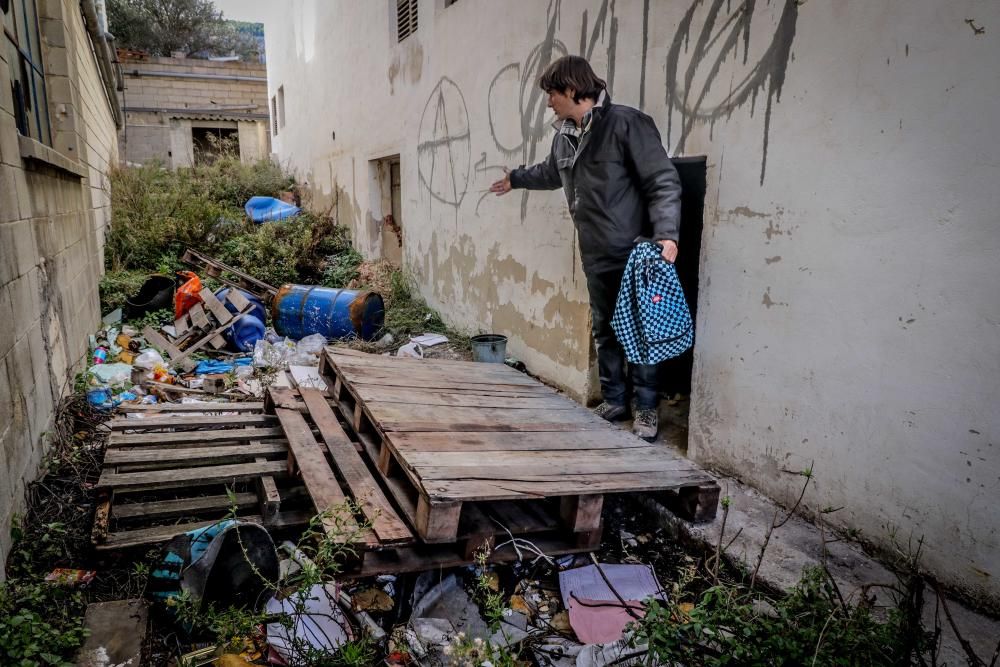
[263,0,1000,605]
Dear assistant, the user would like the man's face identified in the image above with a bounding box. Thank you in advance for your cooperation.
[546,88,577,121]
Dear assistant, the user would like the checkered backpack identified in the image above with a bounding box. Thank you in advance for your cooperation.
[611,242,694,364]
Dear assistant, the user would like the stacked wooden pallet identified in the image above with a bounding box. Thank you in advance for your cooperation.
[142,288,255,373]
[93,349,720,576]
[92,401,311,551]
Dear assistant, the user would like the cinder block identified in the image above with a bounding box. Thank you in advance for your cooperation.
[8,270,41,340]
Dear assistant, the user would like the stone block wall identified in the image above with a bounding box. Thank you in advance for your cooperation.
[119,56,270,166]
[0,0,118,576]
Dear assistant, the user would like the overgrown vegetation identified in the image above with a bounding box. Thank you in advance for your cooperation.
[0,397,106,665]
[108,0,261,60]
[102,156,470,351]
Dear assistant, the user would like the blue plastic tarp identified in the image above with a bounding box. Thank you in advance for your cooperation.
[245,196,300,223]
[193,357,252,375]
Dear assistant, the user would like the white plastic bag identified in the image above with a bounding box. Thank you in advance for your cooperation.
[133,349,165,370]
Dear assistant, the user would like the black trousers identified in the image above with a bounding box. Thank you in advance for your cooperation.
[585,267,660,410]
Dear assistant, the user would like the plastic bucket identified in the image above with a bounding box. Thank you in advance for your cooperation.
[470,334,507,363]
[125,275,174,318]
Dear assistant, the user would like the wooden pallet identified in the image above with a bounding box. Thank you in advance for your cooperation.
[181,247,278,302]
[319,348,721,545]
[264,387,602,576]
[93,402,311,551]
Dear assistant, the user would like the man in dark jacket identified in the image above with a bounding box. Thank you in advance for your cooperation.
[490,55,682,440]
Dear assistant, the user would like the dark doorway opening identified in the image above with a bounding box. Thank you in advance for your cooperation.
[660,156,706,399]
[192,126,239,165]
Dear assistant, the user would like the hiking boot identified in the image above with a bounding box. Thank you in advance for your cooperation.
[632,408,658,441]
[594,402,629,422]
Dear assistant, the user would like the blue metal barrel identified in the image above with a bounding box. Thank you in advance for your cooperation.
[215,288,267,352]
[272,285,385,341]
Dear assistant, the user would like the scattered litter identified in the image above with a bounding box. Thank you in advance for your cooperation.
[351,586,394,612]
[396,342,423,358]
[265,583,351,661]
[175,270,203,319]
[134,348,165,370]
[88,363,133,386]
[410,332,448,347]
[289,365,328,390]
[44,568,97,586]
[101,308,122,325]
[559,563,664,644]
[193,358,251,375]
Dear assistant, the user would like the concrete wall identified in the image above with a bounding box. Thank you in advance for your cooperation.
[262,0,1000,605]
[119,56,269,166]
[0,0,119,576]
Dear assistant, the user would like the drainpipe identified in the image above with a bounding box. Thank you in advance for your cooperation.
[80,0,123,128]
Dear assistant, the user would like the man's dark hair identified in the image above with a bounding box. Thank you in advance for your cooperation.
[538,56,607,103]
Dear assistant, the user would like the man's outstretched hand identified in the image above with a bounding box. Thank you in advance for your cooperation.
[657,239,678,263]
[490,168,512,196]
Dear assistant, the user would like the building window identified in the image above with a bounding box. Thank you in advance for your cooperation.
[277,85,285,128]
[3,0,51,145]
[396,0,418,42]
[445,0,460,6]
[271,95,278,136]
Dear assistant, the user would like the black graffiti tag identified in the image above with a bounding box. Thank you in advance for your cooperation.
[417,77,472,208]
[665,0,799,184]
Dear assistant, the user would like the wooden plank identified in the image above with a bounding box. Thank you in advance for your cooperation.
[255,450,281,522]
[379,420,611,433]
[389,431,650,453]
[365,404,605,429]
[299,389,412,544]
[424,471,715,501]
[402,448,682,469]
[105,442,287,466]
[112,491,257,520]
[487,501,557,534]
[344,375,550,393]
[560,495,604,532]
[188,303,210,329]
[415,460,697,479]
[330,359,540,384]
[225,289,251,312]
[173,314,191,337]
[141,326,181,359]
[349,533,596,578]
[97,511,311,551]
[98,460,287,491]
[198,287,233,325]
[169,307,251,367]
[352,387,576,410]
[109,426,284,447]
[273,407,373,545]
[416,495,462,544]
[116,401,265,413]
[109,414,276,431]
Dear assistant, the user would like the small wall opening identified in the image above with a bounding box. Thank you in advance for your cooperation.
[659,156,707,452]
[192,125,239,165]
[370,154,403,266]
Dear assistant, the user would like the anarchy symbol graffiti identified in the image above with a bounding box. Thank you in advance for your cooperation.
[417,77,472,208]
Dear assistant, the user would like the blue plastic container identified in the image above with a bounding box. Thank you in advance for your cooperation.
[245,196,300,223]
[272,285,384,341]
[215,288,267,352]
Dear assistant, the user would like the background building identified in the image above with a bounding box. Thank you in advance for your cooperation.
[260,0,1000,607]
[119,54,269,167]
[0,0,121,575]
